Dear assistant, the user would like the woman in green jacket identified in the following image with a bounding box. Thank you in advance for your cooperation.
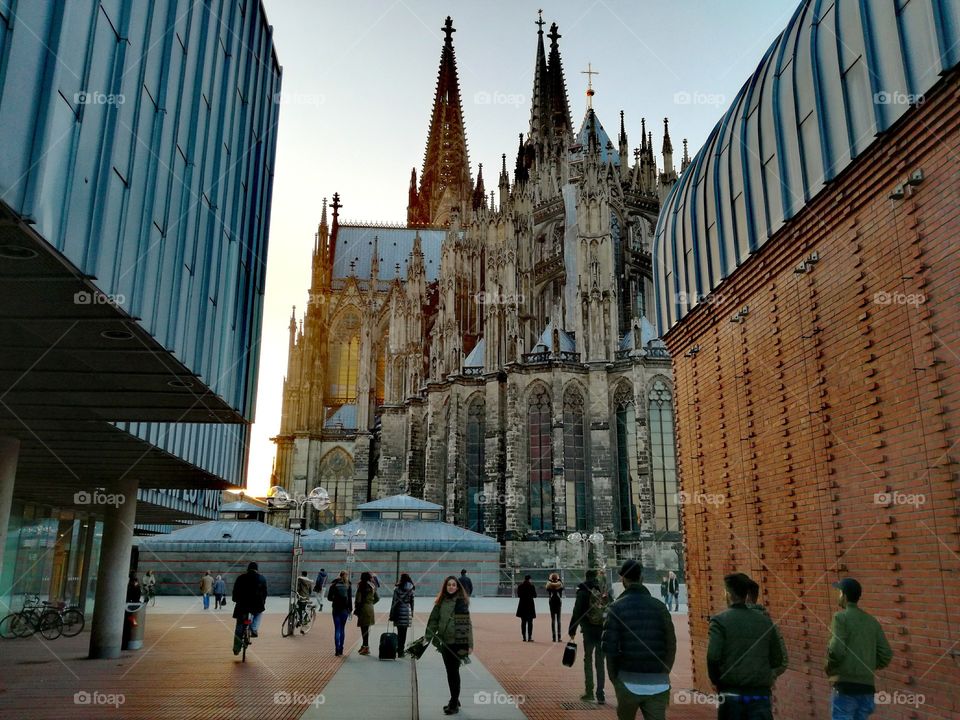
[354,571,379,655]
[425,576,474,715]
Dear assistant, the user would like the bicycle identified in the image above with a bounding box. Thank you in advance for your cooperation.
[44,601,84,637]
[281,596,316,637]
[0,596,63,640]
[241,614,253,662]
[141,585,156,607]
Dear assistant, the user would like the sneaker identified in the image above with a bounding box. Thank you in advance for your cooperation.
[596,690,605,705]
[580,693,594,703]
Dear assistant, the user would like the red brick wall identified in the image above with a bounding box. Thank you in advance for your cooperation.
[664,73,960,719]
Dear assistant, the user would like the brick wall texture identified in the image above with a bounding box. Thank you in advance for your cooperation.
[663,73,960,719]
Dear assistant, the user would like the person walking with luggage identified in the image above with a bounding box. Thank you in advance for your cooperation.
[545,572,564,641]
[354,571,379,655]
[231,562,268,655]
[602,560,676,720]
[390,573,416,657]
[327,570,352,656]
[667,571,680,612]
[569,568,610,704]
[516,575,537,642]
[707,573,784,719]
[213,575,227,609]
[425,576,473,715]
[825,578,892,720]
[459,569,473,596]
[200,571,214,610]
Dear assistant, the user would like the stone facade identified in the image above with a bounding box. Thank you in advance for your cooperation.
[272,14,686,572]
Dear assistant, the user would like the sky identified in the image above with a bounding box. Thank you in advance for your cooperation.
[246,0,801,496]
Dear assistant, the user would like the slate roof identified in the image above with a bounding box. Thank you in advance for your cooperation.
[332,225,445,281]
[303,518,499,553]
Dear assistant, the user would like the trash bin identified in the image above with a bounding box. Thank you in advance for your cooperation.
[122,602,146,650]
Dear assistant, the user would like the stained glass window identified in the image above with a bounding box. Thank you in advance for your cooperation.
[528,385,553,531]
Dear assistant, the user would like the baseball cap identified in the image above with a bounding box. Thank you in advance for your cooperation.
[831,577,862,602]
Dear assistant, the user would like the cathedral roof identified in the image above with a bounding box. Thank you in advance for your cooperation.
[324,403,357,430]
[463,338,485,368]
[531,322,576,353]
[333,225,445,281]
[358,495,443,512]
[653,0,960,334]
[574,110,619,166]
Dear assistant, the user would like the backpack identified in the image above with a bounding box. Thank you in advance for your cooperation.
[585,581,610,626]
[328,581,349,605]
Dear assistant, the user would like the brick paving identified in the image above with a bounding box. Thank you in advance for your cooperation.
[471,614,715,720]
[0,609,342,720]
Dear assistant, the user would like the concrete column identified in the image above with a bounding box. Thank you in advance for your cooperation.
[0,437,20,594]
[76,518,97,613]
[88,476,138,659]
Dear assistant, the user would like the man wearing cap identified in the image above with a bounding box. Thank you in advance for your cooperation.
[825,578,892,719]
[601,559,676,720]
[707,573,784,718]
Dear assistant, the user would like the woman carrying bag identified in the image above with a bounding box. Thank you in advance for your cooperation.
[425,576,474,715]
[354,571,379,655]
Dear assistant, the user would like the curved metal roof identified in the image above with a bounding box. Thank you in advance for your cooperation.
[653,0,960,334]
[303,519,500,554]
[358,495,443,511]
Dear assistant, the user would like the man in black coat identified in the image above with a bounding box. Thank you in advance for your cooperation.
[602,560,676,720]
[568,569,609,704]
[459,569,473,596]
[232,561,268,655]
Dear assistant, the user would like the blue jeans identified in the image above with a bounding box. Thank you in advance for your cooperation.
[832,690,875,720]
[233,612,262,638]
[333,611,349,652]
[203,593,210,609]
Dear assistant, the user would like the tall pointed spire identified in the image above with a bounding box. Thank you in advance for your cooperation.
[546,22,573,140]
[661,117,675,177]
[681,138,691,172]
[514,132,529,186]
[407,16,472,228]
[472,163,485,210]
[529,9,551,147]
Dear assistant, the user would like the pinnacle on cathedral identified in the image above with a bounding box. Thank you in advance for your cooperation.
[406,16,472,228]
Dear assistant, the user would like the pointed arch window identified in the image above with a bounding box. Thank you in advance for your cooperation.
[615,384,639,532]
[319,449,354,524]
[466,396,485,533]
[649,379,679,532]
[326,309,361,405]
[563,387,588,531]
[528,385,553,531]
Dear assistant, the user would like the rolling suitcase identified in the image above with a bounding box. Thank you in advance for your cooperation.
[378,627,399,660]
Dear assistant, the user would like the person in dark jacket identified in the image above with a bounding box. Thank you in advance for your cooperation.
[213,575,227,609]
[602,560,676,720]
[659,575,668,605]
[326,570,352,656]
[354,571,379,655]
[459,569,473,596]
[425,576,473,715]
[825,578,892,720]
[231,561,268,655]
[390,573,416,657]
[515,575,537,641]
[707,573,784,719]
[741,575,788,680]
[568,569,609,704]
[126,572,142,604]
[545,573,564,642]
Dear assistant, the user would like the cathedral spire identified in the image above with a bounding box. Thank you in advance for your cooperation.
[407,16,472,227]
[682,138,691,172]
[529,9,551,148]
[472,163,486,210]
[662,117,675,176]
[546,22,573,140]
[514,132,529,186]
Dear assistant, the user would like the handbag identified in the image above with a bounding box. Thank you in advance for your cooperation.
[406,636,428,660]
[562,641,577,667]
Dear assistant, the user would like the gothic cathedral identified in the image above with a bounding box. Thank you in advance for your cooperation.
[272,15,690,571]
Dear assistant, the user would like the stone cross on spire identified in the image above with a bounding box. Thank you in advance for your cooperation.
[442,16,455,43]
[535,8,545,33]
[581,62,599,109]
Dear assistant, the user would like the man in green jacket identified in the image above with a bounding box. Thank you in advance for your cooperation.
[825,578,892,720]
[742,575,789,680]
[707,573,784,719]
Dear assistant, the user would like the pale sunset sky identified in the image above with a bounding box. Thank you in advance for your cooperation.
[246,0,800,496]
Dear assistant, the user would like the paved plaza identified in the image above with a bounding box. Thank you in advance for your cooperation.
[0,597,712,720]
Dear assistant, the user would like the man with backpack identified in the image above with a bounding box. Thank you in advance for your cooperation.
[569,569,610,704]
[326,570,352,656]
[602,560,676,720]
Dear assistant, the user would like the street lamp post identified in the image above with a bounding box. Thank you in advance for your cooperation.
[268,485,330,638]
[567,527,606,580]
[332,527,367,569]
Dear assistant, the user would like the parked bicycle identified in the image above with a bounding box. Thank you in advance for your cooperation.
[281,595,316,637]
[0,595,63,640]
[43,600,85,637]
